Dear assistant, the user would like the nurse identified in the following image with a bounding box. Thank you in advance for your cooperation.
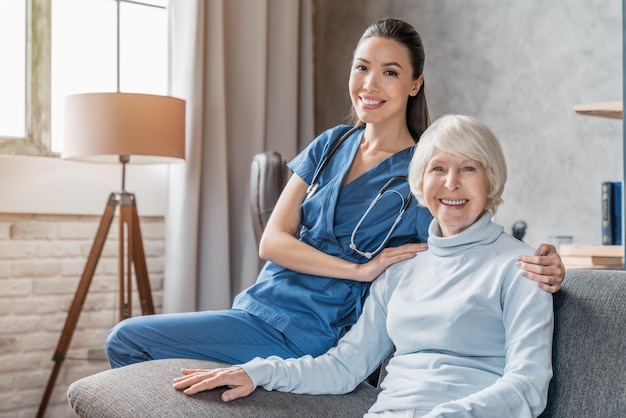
[106,18,564,368]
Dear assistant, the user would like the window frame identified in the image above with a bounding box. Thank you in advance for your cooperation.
[0,0,52,156]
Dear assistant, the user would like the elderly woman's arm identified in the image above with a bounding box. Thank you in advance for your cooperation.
[173,273,398,400]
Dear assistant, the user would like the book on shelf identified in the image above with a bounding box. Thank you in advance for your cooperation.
[613,182,622,245]
[559,244,624,257]
[601,181,622,245]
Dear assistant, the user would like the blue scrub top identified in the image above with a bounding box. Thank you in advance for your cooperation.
[233,125,432,356]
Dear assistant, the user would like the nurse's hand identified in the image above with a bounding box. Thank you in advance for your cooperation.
[517,243,565,293]
[173,367,254,401]
[355,242,428,283]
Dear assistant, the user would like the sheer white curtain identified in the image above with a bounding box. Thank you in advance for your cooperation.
[164,0,314,313]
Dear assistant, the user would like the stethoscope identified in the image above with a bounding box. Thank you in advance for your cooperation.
[305,125,413,259]
[305,125,364,200]
[349,175,413,259]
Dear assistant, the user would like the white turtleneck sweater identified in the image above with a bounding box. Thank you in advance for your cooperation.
[240,213,554,417]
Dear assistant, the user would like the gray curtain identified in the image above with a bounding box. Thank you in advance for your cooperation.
[164,0,314,312]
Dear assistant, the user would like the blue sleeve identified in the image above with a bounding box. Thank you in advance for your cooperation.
[287,125,353,185]
[415,205,433,243]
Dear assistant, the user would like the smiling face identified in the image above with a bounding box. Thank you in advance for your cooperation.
[421,150,492,237]
[349,36,422,129]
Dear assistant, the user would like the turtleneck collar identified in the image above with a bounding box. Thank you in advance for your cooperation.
[427,211,504,257]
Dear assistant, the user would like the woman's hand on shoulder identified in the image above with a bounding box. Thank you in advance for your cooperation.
[517,243,565,293]
[173,366,254,401]
[354,243,428,282]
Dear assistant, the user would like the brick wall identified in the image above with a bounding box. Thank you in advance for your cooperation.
[0,213,165,418]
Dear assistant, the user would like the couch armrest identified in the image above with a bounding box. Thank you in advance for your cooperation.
[67,358,378,418]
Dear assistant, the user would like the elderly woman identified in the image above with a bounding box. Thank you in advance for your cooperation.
[173,114,554,418]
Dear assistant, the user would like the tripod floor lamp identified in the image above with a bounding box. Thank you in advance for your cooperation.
[37,92,185,417]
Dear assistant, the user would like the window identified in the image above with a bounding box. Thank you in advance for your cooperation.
[0,0,41,155]
[0,0,27,140]
[51,0,168,153]
[0,0,168,156]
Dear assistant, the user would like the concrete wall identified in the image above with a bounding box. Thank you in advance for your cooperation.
[313,0,622,248]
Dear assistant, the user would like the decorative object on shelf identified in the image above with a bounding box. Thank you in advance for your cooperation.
[511,220,527,241]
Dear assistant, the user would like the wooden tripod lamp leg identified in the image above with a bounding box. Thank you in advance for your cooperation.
[37,193,119,418]
[128,194,155,315]
[119,193,155,317]
[38,192,156,417]
[119,200,132,321]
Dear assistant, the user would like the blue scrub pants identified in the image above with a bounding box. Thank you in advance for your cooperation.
[105,309,305,368]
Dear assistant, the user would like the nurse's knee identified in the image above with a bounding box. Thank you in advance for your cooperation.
[106,317,141,351]
[105,318,140,367]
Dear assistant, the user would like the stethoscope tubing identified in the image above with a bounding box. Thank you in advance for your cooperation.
[306,125,364,200]
[349,176,413,259]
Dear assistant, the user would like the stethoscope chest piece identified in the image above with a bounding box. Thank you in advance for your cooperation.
[306,183,319,200]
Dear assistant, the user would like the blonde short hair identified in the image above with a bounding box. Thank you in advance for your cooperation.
[408,114,507,215]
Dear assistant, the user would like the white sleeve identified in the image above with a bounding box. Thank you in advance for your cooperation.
[239,272,400,395]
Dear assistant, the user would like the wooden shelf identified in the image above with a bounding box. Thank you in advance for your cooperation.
[559,244,624,257]
[572,102,624,260]
[574,101,622,119]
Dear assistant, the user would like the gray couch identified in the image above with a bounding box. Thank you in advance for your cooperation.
[67,269,625,417]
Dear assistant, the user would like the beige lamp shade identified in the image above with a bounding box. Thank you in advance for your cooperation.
[62,92,186,163]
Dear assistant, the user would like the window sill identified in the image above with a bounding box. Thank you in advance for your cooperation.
[0,154,168,216]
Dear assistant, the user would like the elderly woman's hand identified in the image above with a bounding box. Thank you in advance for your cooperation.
[173,366,254,401]
[517,243,565,293]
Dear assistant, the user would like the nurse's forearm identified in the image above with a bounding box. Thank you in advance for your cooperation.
[259,232,423,283]
[259,231,361,280]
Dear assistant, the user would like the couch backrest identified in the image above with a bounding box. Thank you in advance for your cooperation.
[539,269,626,418]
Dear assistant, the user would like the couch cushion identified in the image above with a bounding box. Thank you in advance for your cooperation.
[539,269,626,418]
[67,358,378,418]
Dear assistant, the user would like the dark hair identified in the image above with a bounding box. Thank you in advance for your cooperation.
[349,18,430,143]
